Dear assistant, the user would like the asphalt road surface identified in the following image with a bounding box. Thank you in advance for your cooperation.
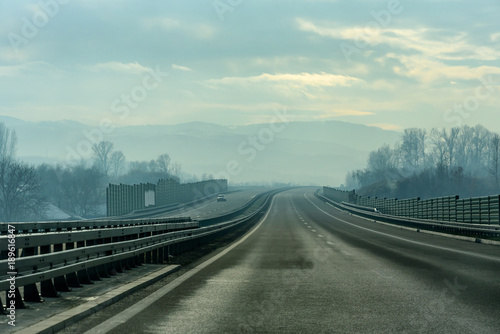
[153,188,268,220]
[88,188,500,333]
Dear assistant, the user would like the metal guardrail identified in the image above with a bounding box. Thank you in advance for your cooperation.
[0,217,193,235]
[323,186,500,224]
[0,221,198,250]
[0,189,279,311]
[315,191,500,239]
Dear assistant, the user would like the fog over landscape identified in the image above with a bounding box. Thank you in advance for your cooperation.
[0,115,401,186]
[0,0,499,219]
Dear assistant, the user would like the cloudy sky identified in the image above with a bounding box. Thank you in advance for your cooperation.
[1,0,499,132]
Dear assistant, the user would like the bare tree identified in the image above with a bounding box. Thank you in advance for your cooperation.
[468,125,491,174]
[368,144,396,172]
[489,133,500,189]
[170,162,183,178]
[60,164,105,217]
[399,128,427,172]
[156,154,171,173]
[92,141,114,177]
[0,123,45,221]
[444,127,460,169]
[430,128,448,167]
[454,125,490,174]
[344,170,359,189]
[129,160,149,172]
[0,123,17,160]
[109,151,126,178]
[0,159,46,221]
[148,159,159,173]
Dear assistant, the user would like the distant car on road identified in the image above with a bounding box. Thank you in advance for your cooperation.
[217,194,227,202]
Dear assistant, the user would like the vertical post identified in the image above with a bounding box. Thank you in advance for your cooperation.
[65,242,82,288]
[22,247,43,303]
[40,245,59,298]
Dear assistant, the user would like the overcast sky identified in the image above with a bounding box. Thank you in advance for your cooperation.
[1,0,499,132]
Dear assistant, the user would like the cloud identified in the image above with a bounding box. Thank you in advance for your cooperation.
[172,64,193,72]
[368,123,402,131]
[384,53,500,83]
[206,72,362,88]
[195,102,286,112]
[84,61,152,75]
[296,18,500,61]
[283,108,375,122]
[331,109,373,117]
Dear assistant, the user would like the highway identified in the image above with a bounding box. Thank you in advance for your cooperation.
[151,188,267,220]
[85,188,500,333]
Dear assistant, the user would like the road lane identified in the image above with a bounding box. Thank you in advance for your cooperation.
[155,188,268,220]
[91,188,500,333]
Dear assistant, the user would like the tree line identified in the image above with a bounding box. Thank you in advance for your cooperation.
[0,123,184,222]
[344,124,500,199]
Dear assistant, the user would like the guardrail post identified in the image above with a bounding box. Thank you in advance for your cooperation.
[53,243,71,292]
[112,257,124,274]
[126,256,137,269]
[127,235,137,268]
[158,246,165,264]
[22,247,43,303]
[151,232,159,263]
[84,239,102,281]
[40,244,59,298]
[76,241,93,284]
[109,236,124,273]
[105,261,117,276]
[65,242,82,288]
[120,259,131,271]
[87,265,101,281]
[152,248,159,264]
[165,245,171,263]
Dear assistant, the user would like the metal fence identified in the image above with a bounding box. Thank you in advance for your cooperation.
[323,187,500,225]
[107,179,228,216]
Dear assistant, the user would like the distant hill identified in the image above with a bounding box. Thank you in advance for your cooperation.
[0,116,400,185]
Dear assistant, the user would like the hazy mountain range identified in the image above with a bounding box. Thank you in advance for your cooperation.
[0,116,400,186]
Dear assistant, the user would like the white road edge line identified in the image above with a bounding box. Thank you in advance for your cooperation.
[85,196,277,334]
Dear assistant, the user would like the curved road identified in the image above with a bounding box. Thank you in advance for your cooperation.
[88,188,500,333]
[154,188,268,220]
